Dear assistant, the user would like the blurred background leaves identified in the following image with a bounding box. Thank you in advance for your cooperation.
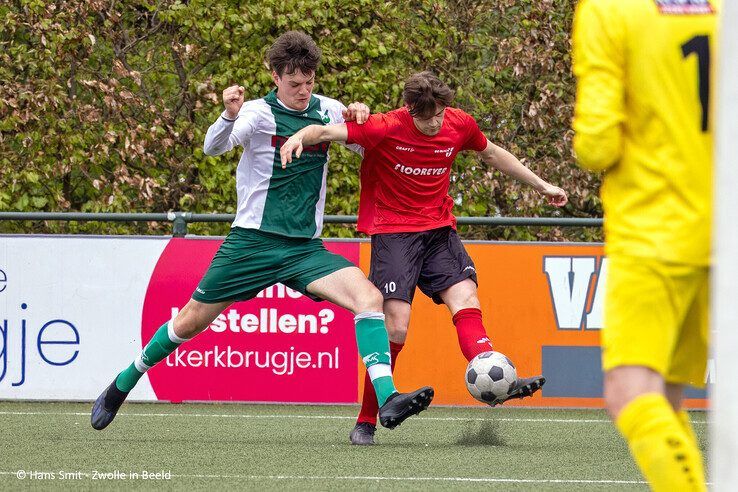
[0,0,600,240]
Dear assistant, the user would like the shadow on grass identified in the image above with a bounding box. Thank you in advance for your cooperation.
[455,420,506,447]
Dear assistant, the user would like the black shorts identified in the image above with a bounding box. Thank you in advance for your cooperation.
[369,226,478,304]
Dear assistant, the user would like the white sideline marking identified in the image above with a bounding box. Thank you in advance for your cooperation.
[0,470,649,484]
[0,411,709,424]
[180,474,650,485]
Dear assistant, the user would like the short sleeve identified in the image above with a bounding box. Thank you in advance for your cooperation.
[460,112,488,152]
[346,113,389,150]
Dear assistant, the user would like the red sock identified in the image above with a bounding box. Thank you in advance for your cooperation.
[357,341,403,425]
[453,307,492,361]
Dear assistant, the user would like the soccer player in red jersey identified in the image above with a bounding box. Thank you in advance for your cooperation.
[281,71,568,445]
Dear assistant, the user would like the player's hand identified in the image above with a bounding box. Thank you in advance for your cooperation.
[223,85,245,119]
[342,102,370,124]
[539,184,568,207]
[280,135,304,169]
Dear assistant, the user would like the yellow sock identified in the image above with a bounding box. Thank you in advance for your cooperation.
[616,394,706,492]
[676,410,699,447]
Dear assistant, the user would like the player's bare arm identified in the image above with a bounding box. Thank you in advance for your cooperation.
[280,123,349,168]
[479,139,568,207]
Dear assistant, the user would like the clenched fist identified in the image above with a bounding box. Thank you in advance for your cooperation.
[223,85,245,119]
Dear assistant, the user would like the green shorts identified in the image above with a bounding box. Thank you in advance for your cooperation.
[192,227,354,304]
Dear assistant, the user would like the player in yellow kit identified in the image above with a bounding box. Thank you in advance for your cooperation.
[572,0,719,490]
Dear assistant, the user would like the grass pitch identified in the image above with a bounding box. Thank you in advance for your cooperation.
[0,401,708,490]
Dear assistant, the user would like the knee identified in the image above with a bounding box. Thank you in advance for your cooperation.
[459,283,481,305]
[461,294,481,310]
[172,315,200,340]
[354,285,384,314]
[604,366,664,420]
[604,381,629,420]
[441,280,481,312]
[173,302,211,339]
[385,322,408,343]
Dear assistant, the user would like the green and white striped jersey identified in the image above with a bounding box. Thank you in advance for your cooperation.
[203,90,360,238]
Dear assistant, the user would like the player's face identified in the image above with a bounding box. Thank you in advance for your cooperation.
[412,105,446,136]
[272,70,315,111]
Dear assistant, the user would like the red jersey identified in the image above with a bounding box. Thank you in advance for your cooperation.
[346,107,488,235]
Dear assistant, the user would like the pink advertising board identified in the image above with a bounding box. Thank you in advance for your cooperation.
[141,238,360,404]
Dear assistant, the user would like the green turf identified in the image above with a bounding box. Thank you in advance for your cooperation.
[0,401,708,490]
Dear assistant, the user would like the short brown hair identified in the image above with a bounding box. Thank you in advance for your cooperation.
[267,31,322,77]
[402,71,454,119]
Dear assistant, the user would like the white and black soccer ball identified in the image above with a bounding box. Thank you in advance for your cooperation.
[465,351,517,405]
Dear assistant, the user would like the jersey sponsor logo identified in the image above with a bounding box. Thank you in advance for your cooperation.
[394,163,447,176]
[320,109,331,124]
[196,287,206,294]
[271,135,330,154]
[463,265,476,273]
[395,146,415,152]
[654,0,714,15]
[434,147,455,157]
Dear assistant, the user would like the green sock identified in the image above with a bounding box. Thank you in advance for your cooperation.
[355,313,397,406]
[115,321,187,392]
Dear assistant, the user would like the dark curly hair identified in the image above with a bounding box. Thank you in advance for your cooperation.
[267,31,322,77]
[403,71,455,119]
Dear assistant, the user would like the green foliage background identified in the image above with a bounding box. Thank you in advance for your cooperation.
[0,0,601,240]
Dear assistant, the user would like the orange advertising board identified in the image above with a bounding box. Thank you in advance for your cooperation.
[358,242,709,409]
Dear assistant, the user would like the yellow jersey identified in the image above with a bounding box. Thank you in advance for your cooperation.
[572,0,719,265]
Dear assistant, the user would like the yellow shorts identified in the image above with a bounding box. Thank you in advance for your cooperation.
[602,255,709,387]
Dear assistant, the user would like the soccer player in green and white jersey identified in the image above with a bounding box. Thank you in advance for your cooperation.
[91,31,433,431]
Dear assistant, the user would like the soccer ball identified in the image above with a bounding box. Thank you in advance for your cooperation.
[465,351,517,405]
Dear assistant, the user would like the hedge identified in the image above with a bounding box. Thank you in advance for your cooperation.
[0,0,601,240]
